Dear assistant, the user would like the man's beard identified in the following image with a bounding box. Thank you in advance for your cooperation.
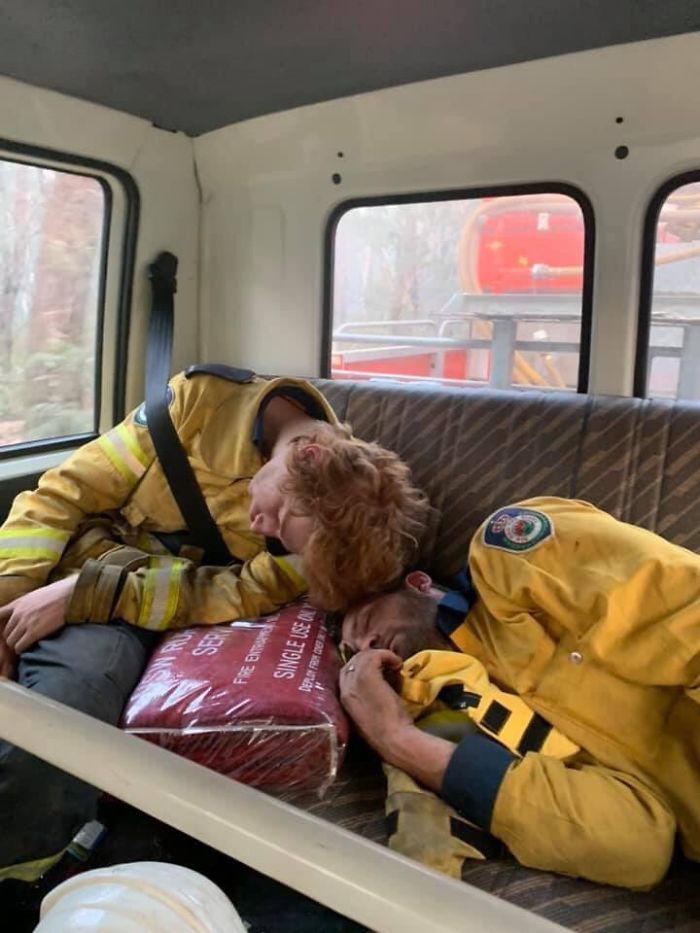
[391,625,453,661]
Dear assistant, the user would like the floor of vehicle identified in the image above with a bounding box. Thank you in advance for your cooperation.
[4,742,699,932]
[2,799,368,933]
[279,742,700,933]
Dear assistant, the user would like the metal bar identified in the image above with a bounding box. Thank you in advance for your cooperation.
[434,349,446,379]
[678,324,700,400]
[334,333,465,348]
[335,346,444,363]
[0,682,564,933]
[333,333,580,353]
[335,319,437,334]
[647,346,684,358]
[431,293,700,329]
[444,294,583,320]
[331,370,572,392]
[490,319,517,388]
[334,333,682,364]
[438,319,457,337]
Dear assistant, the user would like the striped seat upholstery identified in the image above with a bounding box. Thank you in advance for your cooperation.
[316,380,700,575]
[287,379,700,931]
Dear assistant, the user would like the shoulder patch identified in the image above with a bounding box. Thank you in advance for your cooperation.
[483,506,553,553]
[134,386,174,427]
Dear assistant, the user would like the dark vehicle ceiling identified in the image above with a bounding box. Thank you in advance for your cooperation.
[2,1,700,137]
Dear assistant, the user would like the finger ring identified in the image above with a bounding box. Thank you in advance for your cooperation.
[346,664,355,673]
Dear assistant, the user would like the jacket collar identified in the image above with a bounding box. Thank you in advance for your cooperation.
[435,567,482,656]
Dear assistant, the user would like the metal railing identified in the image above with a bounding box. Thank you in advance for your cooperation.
[332,293,700,396]
[335,319,439,334]
[333,330,579,388]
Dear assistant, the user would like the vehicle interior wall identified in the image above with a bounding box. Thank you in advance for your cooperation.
[194,31,700,394]
[0,74,200,425]
[2,25,700,933]
[2,30,700,484]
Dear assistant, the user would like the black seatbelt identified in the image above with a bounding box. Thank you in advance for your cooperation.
[146,252,233,566]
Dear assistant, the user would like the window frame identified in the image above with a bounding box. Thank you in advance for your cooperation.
[634,169,700,399]
[0,139,139,459]
[322,182,596,393]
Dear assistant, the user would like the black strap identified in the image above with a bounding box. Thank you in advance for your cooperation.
[438,684,481,710]
[145,252,232,566]
[386,810,503,860]
[516,712,552,755]
[185,363,256,383]
[385,809,399,838]
[449,817,504,860]
[480,701,512,735]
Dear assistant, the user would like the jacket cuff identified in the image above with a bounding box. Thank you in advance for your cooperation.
[0,577,38,607]
[271,553,306,591]
[66,559,126,624]
[441,732,516,829]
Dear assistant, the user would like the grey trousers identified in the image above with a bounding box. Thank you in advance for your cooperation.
[0,622,160,869]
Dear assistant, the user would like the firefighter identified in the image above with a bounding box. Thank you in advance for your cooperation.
[0,368,427,883]
[339,497,700,889]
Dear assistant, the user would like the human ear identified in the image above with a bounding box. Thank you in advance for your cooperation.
[296,442,325,463]
[405,570,433,593]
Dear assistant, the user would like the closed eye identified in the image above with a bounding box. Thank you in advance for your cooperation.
[346,604,374,648]
[339,642,355,664]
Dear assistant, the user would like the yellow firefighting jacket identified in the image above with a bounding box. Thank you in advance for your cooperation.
[0,371,338,630]
[391,497,699,889]
[385,650,582,878]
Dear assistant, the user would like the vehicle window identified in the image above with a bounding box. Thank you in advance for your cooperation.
[0,158,105,448]
[645,181,700,401]
[329,191,589,392]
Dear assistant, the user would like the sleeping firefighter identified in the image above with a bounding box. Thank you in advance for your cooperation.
[339,497,700,889]
[0,367,427,884]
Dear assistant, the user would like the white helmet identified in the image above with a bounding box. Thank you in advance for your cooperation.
[35,861,246,932]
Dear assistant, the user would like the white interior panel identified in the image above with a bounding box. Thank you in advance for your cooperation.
[195,31,700,393]
[0,74,199,420]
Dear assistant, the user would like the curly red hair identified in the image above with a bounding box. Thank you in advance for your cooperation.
[284,422,429,611]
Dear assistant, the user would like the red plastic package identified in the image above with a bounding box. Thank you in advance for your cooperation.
[121,601,349,794]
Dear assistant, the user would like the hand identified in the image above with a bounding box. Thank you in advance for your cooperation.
[0,631,15,679]
[340,648,456,790]
[339,649,413,756]
[0,576,78,654]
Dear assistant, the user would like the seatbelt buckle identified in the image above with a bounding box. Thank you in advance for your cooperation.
[148,251,178,294]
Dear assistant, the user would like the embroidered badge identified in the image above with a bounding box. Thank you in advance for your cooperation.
[134,386,174,426]
[483,507,553,553]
